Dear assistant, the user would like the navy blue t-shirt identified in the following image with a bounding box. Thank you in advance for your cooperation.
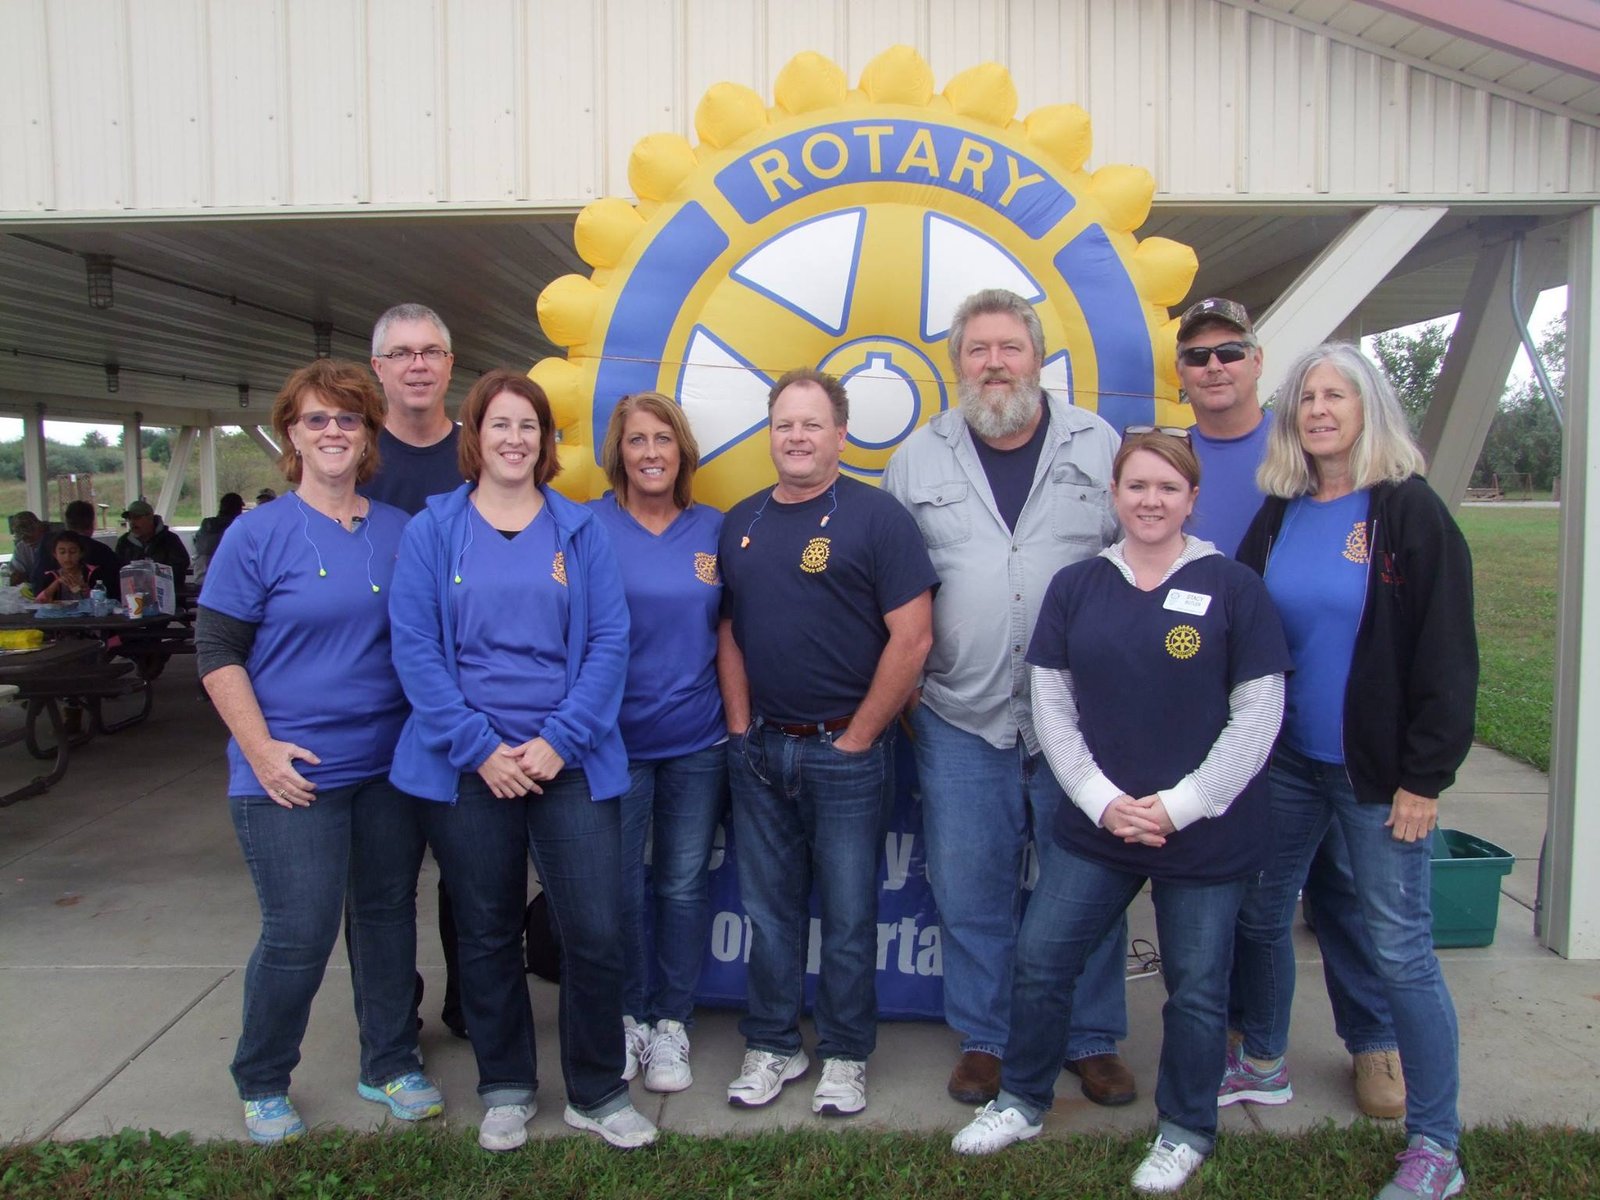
[360,427,464,516]
[1027,552,1290,883]
[719,476,938,725]
[971,402,1049,532]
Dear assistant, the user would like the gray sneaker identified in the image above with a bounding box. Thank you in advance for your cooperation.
[243,1095,304,1145]
[811,1057,866,1116]
[478,1102,535,1152]
[727,1047,810,1107]
[563,1102,659,1149]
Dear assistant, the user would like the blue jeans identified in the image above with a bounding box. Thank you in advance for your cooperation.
[1234,746,1461,1147]
[909,704,1128,1059]
[997,847,1244,1156]
[421,771,631,1117]
[728,723,894,1061]
[231,777,379,1099]
[620,743,728,1024]
[346,779,428,1088]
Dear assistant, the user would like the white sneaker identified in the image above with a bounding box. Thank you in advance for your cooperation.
[478,1102,535,1152]
[562,1102,659,1149]
[1131,1136,1206,1193]
[951,1101,1043,1155]
[622,1016,652,1082]
[726,1047,810,1107]
[643,1019,692,1093]
[811,1057,867,1116]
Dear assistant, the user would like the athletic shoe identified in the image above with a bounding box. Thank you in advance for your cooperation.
[950,1101,1043,1155]
[1216,1043,1293,1107]
[726,1047,810,1107]
[623,1016,652,1082]
[1354,1049,1407,1120]
[478,1102,535,1152]
[1131,1136,1206,1193]
[1376,1135,1466,1199]
[563,1102,659,1149]
[643,1019,692,1093]
[811,1057,866,1116]
[356,1071,443,1120]
[243,1095,305,1145]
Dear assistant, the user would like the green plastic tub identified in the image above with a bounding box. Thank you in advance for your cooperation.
[1430,828,1515,948]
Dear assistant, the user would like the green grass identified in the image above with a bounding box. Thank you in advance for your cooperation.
[2,1124,1595,1200]
[1457,507,1559,771]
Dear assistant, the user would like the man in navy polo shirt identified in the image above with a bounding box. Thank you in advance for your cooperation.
[1177,296,1405,1121]
[717,367,936,1119]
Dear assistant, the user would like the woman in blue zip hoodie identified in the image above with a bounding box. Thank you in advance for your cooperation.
[387,369,656,1154]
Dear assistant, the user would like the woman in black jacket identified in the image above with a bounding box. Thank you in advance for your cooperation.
[1226,343,1476,1200]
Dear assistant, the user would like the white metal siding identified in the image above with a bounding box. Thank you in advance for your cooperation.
[3,0,1597,219]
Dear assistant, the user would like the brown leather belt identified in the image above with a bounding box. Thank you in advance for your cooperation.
[761,715,852,737]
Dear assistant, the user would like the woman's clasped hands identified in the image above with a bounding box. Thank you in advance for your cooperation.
[1100,793,1176,848]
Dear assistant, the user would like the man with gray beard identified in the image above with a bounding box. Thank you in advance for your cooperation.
[884,289,1134,1108]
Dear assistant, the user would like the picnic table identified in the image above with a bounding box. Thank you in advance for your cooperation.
[0,613,176,806]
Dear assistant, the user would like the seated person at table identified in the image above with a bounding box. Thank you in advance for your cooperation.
[35,532,103,603]
[31,502,123,601]
[115,500,191,588]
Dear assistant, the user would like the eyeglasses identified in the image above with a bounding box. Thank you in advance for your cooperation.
[375,347,450,363]
[1123,425,1191,440]
[296,411,365,432]
[1177,341,1252,367]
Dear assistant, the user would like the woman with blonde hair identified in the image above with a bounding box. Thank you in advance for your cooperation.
[591,392,727,1092]
[1227,342,1477,1200]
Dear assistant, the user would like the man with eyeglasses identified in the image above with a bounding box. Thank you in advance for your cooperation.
[1175,297,1407,1123]
[883,288,1134,1111]
[365,303,464,516]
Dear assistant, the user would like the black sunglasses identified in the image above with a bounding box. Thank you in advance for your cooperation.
[1123,424,1191,440]
[1177,340,1252,367]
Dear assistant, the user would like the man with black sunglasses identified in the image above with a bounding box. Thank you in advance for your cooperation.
[1176,297,1407,1123]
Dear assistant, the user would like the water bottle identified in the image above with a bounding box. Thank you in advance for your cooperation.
[90,581,108,616]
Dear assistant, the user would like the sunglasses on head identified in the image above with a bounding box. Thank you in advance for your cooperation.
[296,411,365,432]
[1177,340,1252,367]
[1123,425,1191,440]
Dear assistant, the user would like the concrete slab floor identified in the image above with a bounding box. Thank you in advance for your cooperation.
[4,660,1597,1146]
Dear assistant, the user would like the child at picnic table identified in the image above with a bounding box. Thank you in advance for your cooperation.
[34,533,98,603]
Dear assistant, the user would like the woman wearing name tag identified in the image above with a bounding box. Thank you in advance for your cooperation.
[197,359,437,1144]
[951,430,1289,1196]
[1228,344,1477,1200]
[591,393,727,1093]
[387,370,656,1154]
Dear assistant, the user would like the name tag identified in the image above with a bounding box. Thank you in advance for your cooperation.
[1163,588,1212,616]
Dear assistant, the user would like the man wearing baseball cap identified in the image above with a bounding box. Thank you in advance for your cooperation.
[115,499,191,588]
[1175,297,1407,1122]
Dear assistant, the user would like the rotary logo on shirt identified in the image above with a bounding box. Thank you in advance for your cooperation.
[800,537,831,574]
[551,551,568,586]
[1343,522,1369,564]
[1165,624,1201,660]
[694,551,719,585]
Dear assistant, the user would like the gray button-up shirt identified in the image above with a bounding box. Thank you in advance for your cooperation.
[883,395,1118,752]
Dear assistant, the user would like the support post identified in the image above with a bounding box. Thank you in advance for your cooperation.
[1418,235,1561,509]
[122,414,143,512]
[197,427,218,522]
[1545,205,1600,958]
[22,407,47,515]
[156,427,198,523]
[242,425,280,461]
[1256,205,1449,400]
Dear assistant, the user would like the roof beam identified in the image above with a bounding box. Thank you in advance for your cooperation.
[0,391,216,429]
[1255,205,1449,397]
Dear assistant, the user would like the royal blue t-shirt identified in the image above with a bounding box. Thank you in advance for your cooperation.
[1189,419,1271,556]
[1264,491,1369,763]
[1027,552,1290,883]
[589,496,725,760]
[360,427,465,516]
[453,505,570,746]
[200,493,410,795]
[719,476,938,725]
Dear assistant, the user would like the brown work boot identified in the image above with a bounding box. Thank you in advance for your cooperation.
[1353,1049,1406,1119]
[1066,1053,1137,1106]
[946,1050,1001,1104]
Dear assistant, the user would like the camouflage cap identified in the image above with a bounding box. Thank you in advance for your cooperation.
[1177,297,1253,343]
